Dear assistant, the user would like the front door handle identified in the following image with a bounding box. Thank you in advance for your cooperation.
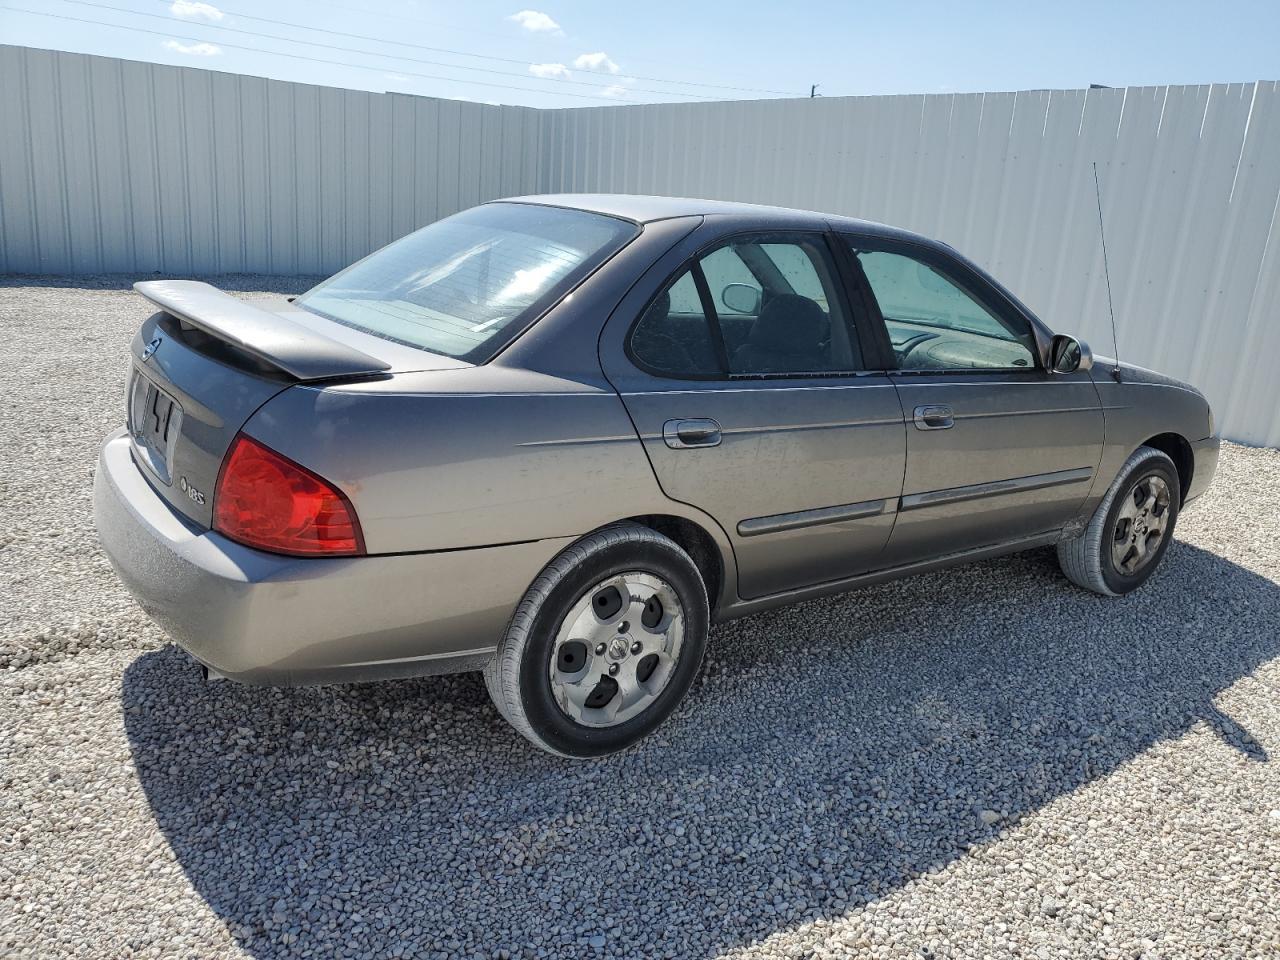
[663,418,722,449]
[913,404,955,430]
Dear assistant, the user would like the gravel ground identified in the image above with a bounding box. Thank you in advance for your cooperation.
[3,277,1280,960]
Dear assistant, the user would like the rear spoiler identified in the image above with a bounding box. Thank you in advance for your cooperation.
[133,280,391,381]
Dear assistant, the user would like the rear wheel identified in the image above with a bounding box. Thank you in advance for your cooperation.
[484,523,709,758]
[1057,446,1180,596]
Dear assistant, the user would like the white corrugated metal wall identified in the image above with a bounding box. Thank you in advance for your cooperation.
[2,45,1278,444]
[0,46,542,276]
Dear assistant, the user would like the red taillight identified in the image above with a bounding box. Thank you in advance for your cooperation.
[213,434,364,557]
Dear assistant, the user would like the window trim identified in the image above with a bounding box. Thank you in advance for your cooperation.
[624,229,871,382]
[838,233,1047,376]
[826,232,898,371]
[690,262,732,374]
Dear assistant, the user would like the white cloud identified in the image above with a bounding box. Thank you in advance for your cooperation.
[573,52,620,74]
[162,39,222,56]
[528,62,571,80]
[507,10,562,34]
[600,84,629,98]
[169,0,224,21]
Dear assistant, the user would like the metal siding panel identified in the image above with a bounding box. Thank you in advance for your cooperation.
[119,58,163,271]
[435,99,461,218]
[341,89,371,266]
[210,71,244,273]
[86,55,132,273]
[239,75,270,272]
[0,47,38,271]
[53,51,102,274]
[477,104,501,203]
[454,101,482,213]
[366,89,395,252]
[1034,88,1102,334]
[293,83,323,274]
[413,97,441,227]
[1071,88,1128,348]
[498,107,521,199]
[932,94,984,249]
[179,67,218,272]
[265,79,298,275]
[23,49,73,273]
[1195,83,1280,441]
[316,86,346,273]
[958,93,1015,263]
[389,94,419,240]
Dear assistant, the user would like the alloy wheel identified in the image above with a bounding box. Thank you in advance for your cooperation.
[548,572,685,727]
[1111,474,1172,576]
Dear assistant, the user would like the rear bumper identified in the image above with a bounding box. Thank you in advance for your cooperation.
[94,429,571,685]
[1185,434,1220,505]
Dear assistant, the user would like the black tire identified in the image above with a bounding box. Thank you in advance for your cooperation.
[1057,446,1181,596]
[483,522,709,758]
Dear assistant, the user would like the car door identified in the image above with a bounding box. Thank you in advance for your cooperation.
[600,228,906,600]
[838,233,1104,566]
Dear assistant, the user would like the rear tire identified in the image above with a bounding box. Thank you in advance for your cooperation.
[484,523,709,758]
[1057,446,1180,596]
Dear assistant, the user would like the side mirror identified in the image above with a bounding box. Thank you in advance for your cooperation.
[721,283,762,315]
[1049,334,1093,374]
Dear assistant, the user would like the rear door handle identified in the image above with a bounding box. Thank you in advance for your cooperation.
[663,418,722,449]
[913,404,954,430]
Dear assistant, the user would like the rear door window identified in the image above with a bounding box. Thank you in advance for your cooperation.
[629,234,864,379]
[702,237,859,375]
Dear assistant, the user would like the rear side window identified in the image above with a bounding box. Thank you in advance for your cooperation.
[297,203,637,363]
[630,234,862,379]
[630,270,722,377]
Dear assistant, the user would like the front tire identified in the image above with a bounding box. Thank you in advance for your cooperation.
[484,523,709,758]
[1057,446,1180,596]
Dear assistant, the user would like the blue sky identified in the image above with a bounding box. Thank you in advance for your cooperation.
[2,0,1278,107]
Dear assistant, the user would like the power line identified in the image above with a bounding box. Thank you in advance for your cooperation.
[47,0,724,100]
[142,0,801,97]
[259,0,788,86]
[2,6,651,103]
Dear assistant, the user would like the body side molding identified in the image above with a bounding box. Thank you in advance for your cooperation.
[737,498,892,537]
[900,466,1095,511]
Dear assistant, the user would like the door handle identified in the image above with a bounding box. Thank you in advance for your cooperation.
[663,418,722,449]
[913,404,955,430]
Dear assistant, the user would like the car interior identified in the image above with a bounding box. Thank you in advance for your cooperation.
[854,249,1038,371]
[631,237,1041,377]
[631,238,855,376]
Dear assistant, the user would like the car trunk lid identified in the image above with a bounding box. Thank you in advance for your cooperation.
[126,280,469,529]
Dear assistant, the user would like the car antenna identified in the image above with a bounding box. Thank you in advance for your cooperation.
[1091,161,1123,382]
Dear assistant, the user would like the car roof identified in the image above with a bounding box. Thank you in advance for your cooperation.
[498,193,930,244]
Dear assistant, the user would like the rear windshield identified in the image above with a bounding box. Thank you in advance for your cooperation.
[296,203,638,362]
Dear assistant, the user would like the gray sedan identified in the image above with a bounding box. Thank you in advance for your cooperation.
[94,195,1219,757]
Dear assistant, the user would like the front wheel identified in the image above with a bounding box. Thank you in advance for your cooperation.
[484,523,709,758]
[1057,446,1180,596]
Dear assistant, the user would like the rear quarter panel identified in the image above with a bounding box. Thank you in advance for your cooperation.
[243,368,668,553]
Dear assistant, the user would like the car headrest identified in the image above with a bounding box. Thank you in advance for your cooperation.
[654,289,671,320]
[748,294,826,353]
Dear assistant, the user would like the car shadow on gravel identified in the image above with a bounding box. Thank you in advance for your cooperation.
[122,541,1278,959]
